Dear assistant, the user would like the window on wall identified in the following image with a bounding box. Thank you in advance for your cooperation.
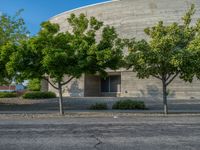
[101,75,121,93]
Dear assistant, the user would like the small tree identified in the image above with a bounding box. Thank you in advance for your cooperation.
[125,5,197,114]
[183,17,200,83]
[0,10,28,84]
[7,14,123,115]
[27,79,41,91]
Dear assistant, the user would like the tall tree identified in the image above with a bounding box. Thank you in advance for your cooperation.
[125,5,197,114]
[0,10,29,84]
[7,14,123,115]
[183,17,200,82]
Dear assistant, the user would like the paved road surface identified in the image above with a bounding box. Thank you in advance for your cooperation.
[0,116,200,150]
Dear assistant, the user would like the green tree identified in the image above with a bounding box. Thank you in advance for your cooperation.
[182,17,200,87]
[0,10,29,84]
[27,79,41,91]
[125,5,197,114]
[7,14,123,115]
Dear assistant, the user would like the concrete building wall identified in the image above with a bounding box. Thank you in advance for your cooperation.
[49,0,200,98]
[40,79,49,92]
[48,71,200,99]
[121,71,200,99]
[51,0,200,40]
[48,75,85,97]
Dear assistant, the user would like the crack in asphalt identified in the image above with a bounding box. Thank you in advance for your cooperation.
[91,135,103,150]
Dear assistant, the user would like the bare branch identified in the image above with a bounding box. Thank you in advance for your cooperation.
[43,77,59,90]
[152,75,162,80]
[61,77,74,86]
[166,72,179,86]
[166,73,172,81]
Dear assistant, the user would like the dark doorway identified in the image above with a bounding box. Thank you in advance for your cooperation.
[84,75,100,97]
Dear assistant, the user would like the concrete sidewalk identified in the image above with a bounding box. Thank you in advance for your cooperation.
[0,98,199,115]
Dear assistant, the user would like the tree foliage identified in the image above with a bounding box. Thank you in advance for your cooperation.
[183,16,200,81]
[125,5,197,114]
[7,13,123,114]
[0,10,28,84]
[27,78,41,91]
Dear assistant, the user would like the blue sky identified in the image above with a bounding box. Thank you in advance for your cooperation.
[0,0,109,35]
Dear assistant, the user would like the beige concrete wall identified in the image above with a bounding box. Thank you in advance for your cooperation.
[51,0,200,40]
[48,75,85,97]
[121,71,200,99]
[49,0,200,98]
[40,79,49,92]
[48,71,200,99]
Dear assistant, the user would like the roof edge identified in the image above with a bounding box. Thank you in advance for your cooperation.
[50,0,118,20]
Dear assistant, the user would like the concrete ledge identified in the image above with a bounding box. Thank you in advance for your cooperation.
[0,111,200,120]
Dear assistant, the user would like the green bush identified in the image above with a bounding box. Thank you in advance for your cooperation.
[89,103,108,110]
[112,100,145,110]
[0,92,18,98]
[22,91,56,99]
[27,79,41,91]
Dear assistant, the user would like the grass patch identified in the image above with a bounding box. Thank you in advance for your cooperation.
[22,91,56,99]
[0,92,18,98]
[89,103,108,110]
[112,100,146,110]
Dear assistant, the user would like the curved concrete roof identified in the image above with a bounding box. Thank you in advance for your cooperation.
[50,0,200,39]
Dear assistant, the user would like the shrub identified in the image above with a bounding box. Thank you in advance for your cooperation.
[27,79,41,91]
[89,103,108,110]
[0,92,18,98]
[22,91,56,99]
[112,100,145,110]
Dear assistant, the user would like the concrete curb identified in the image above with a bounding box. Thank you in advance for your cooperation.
[0,111,200,120]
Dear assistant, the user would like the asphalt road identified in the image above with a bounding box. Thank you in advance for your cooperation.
[0,116,200,150]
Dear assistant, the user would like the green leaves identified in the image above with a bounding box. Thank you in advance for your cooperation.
[8,13,123,88]
[0,10,28,45]
[125,4,199,114]
[183,35,200,81]
[27,78,41,91]
[182,4,195,26]
[68,13,89,35]
[0,11,28,84]
[126,4,197,84]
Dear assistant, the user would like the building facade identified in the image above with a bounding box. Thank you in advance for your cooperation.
[48,0,200,99]
[0,84,25,92]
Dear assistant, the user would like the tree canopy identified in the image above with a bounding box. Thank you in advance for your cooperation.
[7,13,124,114]
[125,5,198,114]
[182,17,200,82]
[0,10,29,84]
[27,78,41,91]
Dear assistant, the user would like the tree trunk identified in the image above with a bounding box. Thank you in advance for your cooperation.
[162,79,168,115]
[58,82,64,115]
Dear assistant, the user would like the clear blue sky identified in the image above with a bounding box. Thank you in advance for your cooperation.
[0,0,109,35]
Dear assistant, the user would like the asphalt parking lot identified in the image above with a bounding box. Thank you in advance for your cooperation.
[0,116,200,150]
